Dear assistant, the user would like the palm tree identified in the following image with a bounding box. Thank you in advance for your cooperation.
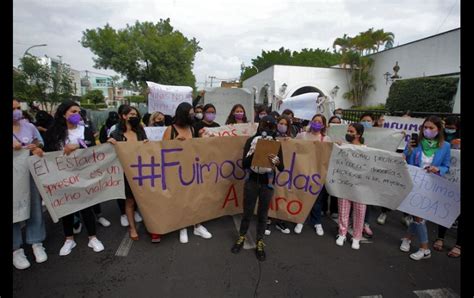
[373,29,395,52]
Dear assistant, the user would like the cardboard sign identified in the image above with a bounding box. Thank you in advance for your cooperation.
[202,123,258,137]
[251,139,281,168]
[28,144,126,222]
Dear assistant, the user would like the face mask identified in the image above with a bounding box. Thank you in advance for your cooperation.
[153,121,165,127]
[445,128,456,134]
[234,112,244,120]
[67,113,82,125]
[361,121,373,129]
[205,112,216,122]
[423,128,438,139]
[128,117,140,127]
[195,113,203,120]
[310,122,324,132]
[277,124,288,134]
[335,113,342,119]
[345,134,355,143]
[13,109,23,121]
[259,113,267,120]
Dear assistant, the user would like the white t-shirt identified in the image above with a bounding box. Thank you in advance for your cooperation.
[66,125,85,145]
[107,124,117,137]
[421,152,434,169]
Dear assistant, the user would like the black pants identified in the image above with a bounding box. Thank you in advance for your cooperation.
[117,199,125,215]
[239,179,273,240]
[63,207,96,237]
[437,215,461,246]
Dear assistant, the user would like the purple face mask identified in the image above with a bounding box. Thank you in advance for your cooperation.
[310,122,324,132]
[234,112,244,120]
[67,113,82,125]
[205,112,216,122]
[277,124,288,134]
[423,128,438,139]
[13,109,23,122]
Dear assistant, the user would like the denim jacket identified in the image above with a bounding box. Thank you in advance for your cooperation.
[404,141,451,176]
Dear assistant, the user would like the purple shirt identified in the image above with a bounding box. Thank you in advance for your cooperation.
[13,122,44,147]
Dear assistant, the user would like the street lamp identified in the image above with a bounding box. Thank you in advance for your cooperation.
[23,44,47,57]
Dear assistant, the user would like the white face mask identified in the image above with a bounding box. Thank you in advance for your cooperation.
[195,113,203,120]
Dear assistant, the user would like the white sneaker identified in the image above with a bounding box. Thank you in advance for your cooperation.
[120,214,129,227]
[264,229,271,236]
[97,217,111,227]
[32,243,48,263]
[400,238,411,252]
[59,239,77,256]
[134,211,143,223]
[88,237,105,252]
[336,235,346,246]
[352,238,360,250]
[294,223,304,234]
[13,248,31,270]
[180,228,188,243]
[194,224,212,239]
[73,222,82,234]
[377,212,387,225]
[315,224,324,236]
[410,249,431,260]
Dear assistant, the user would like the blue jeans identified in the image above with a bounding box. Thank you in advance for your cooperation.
[309,185,328,225]
[407,220,428,244]
[13,175,46,250]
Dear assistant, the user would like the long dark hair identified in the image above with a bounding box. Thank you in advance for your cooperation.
[117,106,142,133]
[311,113,327,135]
[45,100,80,151]
[225,104,247,124]
[174,102,194,127]
[349,122,365,144]
[420,115,445,146]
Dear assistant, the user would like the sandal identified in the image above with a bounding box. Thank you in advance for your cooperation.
[447,245,461,258]
[433,238,444,251]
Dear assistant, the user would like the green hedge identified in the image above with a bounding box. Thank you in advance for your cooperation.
[350,104,385,110]
[386,77,459,113]
[80,102,108,110]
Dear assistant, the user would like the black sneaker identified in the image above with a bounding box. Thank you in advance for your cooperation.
[256,239,266,261]
[231,236,246,254]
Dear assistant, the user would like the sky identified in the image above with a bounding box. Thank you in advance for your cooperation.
[13,0,460,89]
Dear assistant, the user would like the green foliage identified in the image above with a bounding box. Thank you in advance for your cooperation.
[80,102,108,110]
[350,104,386,110]
[13,56,74,112]
[386,77,459,113]
[240,47,341,81]
[81,19,201,90]
[125,95,146,103]
[82,89,105,105]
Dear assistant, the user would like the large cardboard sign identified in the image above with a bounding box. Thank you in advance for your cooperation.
[325,144,413,209]
[147,81,193,116]
[202,123,258,137]
[28,144,126,222]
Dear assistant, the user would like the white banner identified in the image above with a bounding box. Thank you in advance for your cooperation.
[397,165,460,228]
[13,150,31,223]
[276,92,319,120]
[144,126,167,141]
[327,124,406,152]
[202,123,258,137]
[445,149,460,185]
[147,81,193,116]
[383,116,425,150]
[28,144,126,223]
[326,144,413,209]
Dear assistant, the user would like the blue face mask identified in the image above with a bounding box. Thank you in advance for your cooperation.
[361,121,372,129]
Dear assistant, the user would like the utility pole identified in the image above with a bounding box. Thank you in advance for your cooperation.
[209,76,216,87]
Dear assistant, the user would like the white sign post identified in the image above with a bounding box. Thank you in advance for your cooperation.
[147,81,192,116]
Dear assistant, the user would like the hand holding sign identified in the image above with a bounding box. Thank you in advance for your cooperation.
[251,139,281,168]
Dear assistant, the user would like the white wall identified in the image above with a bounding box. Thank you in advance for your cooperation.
[366,29,460,109]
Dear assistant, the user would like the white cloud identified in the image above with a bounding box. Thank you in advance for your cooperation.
[13,0,460,88]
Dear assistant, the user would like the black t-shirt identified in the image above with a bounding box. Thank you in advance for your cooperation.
[193,121,220,137]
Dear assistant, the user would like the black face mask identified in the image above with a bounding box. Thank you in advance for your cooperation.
[128,117,141,127]
[153,121,165,127]
[345,134,355,143]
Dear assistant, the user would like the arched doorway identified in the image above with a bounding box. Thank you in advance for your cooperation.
[291,86,325,97]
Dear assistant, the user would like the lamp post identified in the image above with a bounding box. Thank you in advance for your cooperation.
[23,44,47,57]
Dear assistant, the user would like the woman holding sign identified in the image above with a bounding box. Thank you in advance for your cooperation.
[44,100,105,256]
[400,115,451,261]
[335,123,367,250]
[231,115,284,261]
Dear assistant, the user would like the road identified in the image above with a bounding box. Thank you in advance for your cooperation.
[13,201,460,297]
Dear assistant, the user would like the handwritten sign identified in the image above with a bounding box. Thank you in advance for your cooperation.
[147,81,192,116]
[13,150,31,223]
[144,126,167,141]
[326,144,413,209]
[202,123,258,137]
[28,144,125,223]
[276,92,319,120]
[397,165,460,228]
[383,116,425,150]
[327,124,405,152]
[445,149,460,185]
[113,138,332,234]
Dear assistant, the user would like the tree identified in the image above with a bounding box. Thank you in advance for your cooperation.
[240,47,341,81]
[82,89,105,107]
[81,19,202,91]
